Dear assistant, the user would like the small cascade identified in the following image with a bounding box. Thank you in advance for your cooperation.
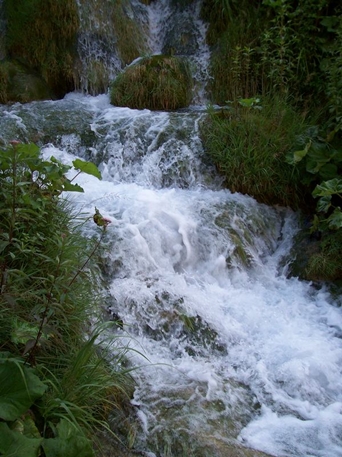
[147,0,172,54]
[74,0,210,103]
[74,0,150,94]
[147,0,211,104]
[75,0,123,94]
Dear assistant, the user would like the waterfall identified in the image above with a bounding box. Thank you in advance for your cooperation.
[75,0,126,94]
[75,0,210,103]
[1,1,342,456]
[146,0,211,104]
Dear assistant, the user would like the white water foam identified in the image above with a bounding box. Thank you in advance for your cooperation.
[38,96,342,455]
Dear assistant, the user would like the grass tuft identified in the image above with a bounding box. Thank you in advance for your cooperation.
[110,55,193,110]
[200,96,309,208]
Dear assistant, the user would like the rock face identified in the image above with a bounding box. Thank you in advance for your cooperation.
[0,0,152,102]
[0,0,205,104]
[0,60,52,104]
[110,55,193,110]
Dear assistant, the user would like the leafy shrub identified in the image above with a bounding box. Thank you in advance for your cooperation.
[0,143,135,455]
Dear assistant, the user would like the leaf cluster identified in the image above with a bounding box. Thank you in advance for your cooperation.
[286,127,342,231]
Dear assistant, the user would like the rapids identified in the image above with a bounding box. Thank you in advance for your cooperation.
[1,92,340,456]
[1,0,342,454]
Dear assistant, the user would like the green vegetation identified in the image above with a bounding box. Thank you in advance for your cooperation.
[0,60,52,104]
[3,0,79,98]
[201,96,308,207]
[110,55,193,110]
[0,143,134,456]
[199,0,342,281]
[111,0,148,66]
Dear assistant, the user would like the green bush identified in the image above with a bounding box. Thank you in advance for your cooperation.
[110,55,193,110]
[200,96,309,207]
[0,143,135,455]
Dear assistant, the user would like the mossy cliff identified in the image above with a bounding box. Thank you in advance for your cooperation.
[3,0,79,100]
[74,0,148,95]
[0,0,149,102]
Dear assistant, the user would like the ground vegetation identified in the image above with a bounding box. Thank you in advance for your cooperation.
[200,0,342,281]
[0,142,135,456]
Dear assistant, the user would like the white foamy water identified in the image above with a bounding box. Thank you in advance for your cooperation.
[32,93,342,457]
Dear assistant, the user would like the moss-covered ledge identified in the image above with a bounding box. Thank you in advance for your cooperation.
[0,60,53,104]
[110,55,193,110]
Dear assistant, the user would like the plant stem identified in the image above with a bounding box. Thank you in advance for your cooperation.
[68,228,106,288]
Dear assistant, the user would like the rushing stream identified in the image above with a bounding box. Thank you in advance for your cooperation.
[1,93,342,457]
[1,0,342,455]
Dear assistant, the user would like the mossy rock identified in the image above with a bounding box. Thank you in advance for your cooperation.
[286,226,342,282]
[110,55,193,110]
[0,60,53,104]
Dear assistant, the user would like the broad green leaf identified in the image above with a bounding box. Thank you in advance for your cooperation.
[309,214,320,233]
[316,195,331,213]
[287,140,311,164]
[11,319,39,345]
[328,207,342,230]
[0,240,9,253]
[12,414,41,439]
[62,181,84,192]
[293,148,308,163]
[0,422,42,457]
[312,178,342,198]
[319,163,338,180]
[16,143,40,161]
[72,159,102,180]
[49,156,71,173]
[321,16,340,32]
[238,97,259,108]
[0,360,47,421]
[42,419,94,457]
[306,157,323,174]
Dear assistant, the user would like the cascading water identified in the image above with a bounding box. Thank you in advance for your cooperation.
[2,92,342,457]
[146,0,211,104]
[1,1,342,456]
[75,0,210,103]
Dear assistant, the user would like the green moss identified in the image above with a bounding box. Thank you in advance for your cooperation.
[0,60,52,104]
[4,0,79,98]
[110,55,193,110]
[111,0,148,65]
